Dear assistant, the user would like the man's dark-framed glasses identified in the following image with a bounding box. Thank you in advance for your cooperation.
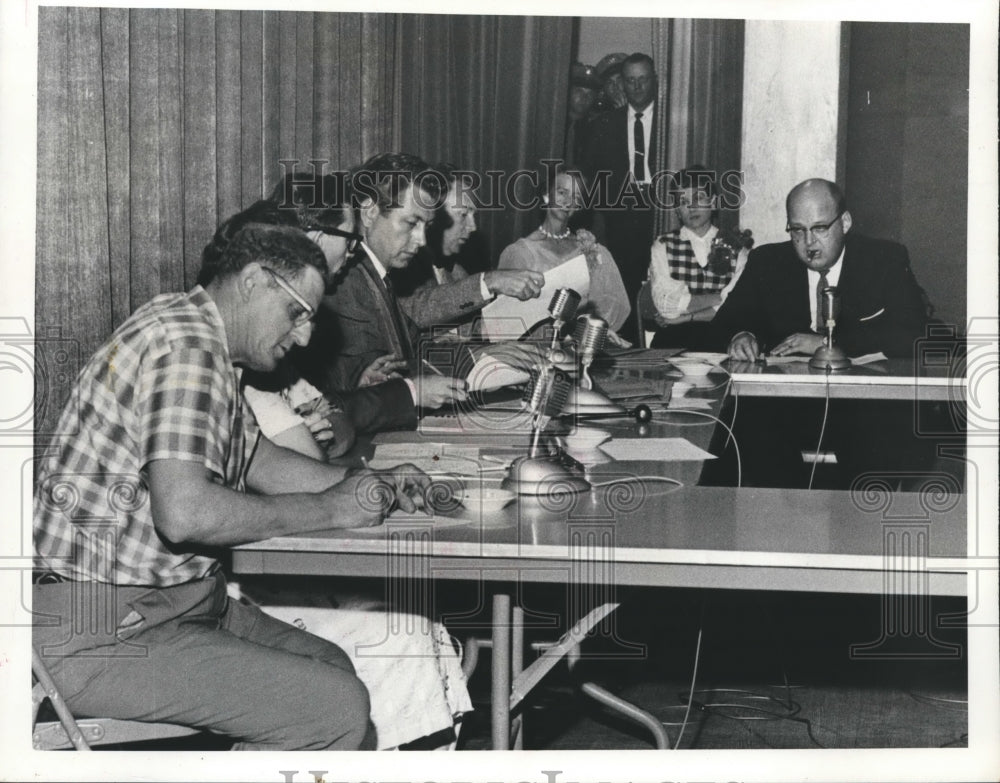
[786,211,844,242]
[262,267,315,327]
[324,227,364,253]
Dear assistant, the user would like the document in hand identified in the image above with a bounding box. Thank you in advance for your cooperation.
[465,342,547,392]
[478,254,591,342]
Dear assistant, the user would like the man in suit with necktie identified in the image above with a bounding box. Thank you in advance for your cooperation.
[318,153,468,413]
[580,52,659,342]
[703,178,935,489]
[715,178,929,360]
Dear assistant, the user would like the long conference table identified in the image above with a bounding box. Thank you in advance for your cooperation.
[232,348,971,750]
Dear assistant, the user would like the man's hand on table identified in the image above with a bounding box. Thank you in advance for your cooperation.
[727,332,760,362]
[331,463,432,527]
[771,332,824,356]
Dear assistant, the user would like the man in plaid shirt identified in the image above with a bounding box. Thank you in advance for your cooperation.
[33,223,428,749]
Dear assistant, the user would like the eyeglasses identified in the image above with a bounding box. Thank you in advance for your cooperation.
[262,267,315,327]
[324,226,364,253]
[786,212,844,242]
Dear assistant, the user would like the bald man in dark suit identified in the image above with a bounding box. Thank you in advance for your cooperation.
[703,179,934,489]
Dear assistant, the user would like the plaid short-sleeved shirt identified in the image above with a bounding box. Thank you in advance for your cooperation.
[34,287,260,587]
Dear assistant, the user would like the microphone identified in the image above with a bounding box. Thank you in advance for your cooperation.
[573,315,608,389]
[820,286,841,328]
[502,352,589,496]
[523,365,573,457]
[809,285,851,370]
[547,288,582,350]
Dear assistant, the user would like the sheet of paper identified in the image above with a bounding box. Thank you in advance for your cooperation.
[368,442,481,474]
[478,254,590,342]
[762,355,809,365]
[763,351,887,366]
[851,352,888,365]
[599,437,716,462]
[464,342,546,391]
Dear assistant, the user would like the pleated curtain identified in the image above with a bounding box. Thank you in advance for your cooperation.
[651,18,745,235]
[34,8,572,439]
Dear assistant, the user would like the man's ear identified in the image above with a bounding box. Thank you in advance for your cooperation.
[237,262,263,302]
[359,197,379,232]
[840,210,852,235]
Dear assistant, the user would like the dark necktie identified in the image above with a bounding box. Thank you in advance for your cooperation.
[633,111,645,183]
[814,271,829,332]
[382,276,412,360]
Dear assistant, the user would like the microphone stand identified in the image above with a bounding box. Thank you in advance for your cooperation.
[809,286,851,371]
[502,317,591,496]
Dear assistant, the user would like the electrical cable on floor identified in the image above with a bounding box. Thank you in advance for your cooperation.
[807,372,832,490]
[677,687,827,748]
[907,690,968,710]
[671,624,703,749]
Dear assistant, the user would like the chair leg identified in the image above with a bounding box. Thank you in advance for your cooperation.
[32,648,92,751]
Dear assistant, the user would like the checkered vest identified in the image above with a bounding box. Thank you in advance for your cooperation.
[656,230,734,294]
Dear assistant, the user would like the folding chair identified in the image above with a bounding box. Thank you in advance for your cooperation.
[32,647,202,750]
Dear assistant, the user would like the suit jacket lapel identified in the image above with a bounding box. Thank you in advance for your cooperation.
[357,254,409,358]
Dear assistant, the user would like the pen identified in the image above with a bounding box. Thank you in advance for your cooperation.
[422,358,445,376]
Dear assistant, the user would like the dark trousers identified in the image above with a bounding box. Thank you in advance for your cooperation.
[33,572,375,750]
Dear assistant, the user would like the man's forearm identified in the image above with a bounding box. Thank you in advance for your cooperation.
[246,436,348,494]
[148,456,372,549]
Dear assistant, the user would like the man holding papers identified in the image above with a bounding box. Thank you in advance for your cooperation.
[319,153,542,405]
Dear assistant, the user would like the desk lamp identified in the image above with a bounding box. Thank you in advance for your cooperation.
[809,286,851,371]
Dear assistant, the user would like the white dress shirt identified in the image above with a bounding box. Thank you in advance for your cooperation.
[808,249,844,331]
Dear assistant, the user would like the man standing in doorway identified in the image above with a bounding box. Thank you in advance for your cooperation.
[581,52,659,342]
